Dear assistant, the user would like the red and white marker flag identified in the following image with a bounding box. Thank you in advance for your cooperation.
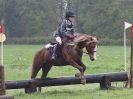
[124,21,132,30]
[124,21,133,37]
[131,24,133,37]
[0,24,3,33]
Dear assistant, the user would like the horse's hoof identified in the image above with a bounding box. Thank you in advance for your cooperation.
[75,73,81,78]
[81,79,86,85]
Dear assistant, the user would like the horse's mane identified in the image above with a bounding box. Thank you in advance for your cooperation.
[74,33,98,43]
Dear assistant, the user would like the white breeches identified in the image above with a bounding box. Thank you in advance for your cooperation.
[55,36,62,45]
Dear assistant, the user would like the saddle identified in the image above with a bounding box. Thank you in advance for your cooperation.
[45,42,63,58]
[45,40,75,59]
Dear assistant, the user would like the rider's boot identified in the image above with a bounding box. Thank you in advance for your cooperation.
[51,44,59,60]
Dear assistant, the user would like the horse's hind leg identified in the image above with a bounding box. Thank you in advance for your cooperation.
[38,64,52,92]
[31,66,41,79]
[28,62,42,93]
[41,64,52,79]
[31,64,42,79]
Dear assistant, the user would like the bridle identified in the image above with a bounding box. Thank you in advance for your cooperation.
[83,41,97,55]
[83,50,97,55]
[74,36,98,55]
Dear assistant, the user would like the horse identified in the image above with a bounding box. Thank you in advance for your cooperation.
[31,33,98,91]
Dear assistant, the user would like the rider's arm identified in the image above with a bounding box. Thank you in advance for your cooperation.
[71,26,75,35]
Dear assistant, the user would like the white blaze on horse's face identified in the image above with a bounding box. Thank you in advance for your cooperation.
[86,37,98,61]
[93,45,97,60]
[88,44,97,61]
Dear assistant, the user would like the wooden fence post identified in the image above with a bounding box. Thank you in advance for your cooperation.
[130,37,133,88]
[0,65,5,95]
[0,65,14,99]
[100,76,111,89]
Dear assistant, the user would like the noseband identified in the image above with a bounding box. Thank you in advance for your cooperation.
[84,41,97,55]
[83,50,96,55]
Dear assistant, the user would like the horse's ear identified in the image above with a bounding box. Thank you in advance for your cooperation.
[90,37,93,41]
[90,37,98,42]
[96,37,99,41]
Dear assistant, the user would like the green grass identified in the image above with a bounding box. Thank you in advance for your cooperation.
[1,45,132,99]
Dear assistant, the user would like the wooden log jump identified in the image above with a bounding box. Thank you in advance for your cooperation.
[5,72,128,93]
[0,65,14,99]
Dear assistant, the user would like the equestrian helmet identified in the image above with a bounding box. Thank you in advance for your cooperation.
[65,11,76,18]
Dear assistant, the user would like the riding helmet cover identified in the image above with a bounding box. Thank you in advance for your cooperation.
[65,11,76,18]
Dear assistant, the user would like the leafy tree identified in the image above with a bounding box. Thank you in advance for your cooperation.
[0,0,133,44]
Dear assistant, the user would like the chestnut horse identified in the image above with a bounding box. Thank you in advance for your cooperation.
[31,33,98,86]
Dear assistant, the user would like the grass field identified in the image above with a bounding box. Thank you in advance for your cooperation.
[1,45,133,99]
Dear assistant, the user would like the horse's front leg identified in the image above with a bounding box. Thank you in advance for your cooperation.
[69,59,86,85]
[75,61,86,84]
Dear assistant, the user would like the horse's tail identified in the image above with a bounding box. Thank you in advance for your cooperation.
[31,48,47,79]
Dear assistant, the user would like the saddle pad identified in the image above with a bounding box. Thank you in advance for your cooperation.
[45,44,54,48]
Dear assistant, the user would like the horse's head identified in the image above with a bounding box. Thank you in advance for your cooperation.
[85,37,98,61]
[74,33,98,61]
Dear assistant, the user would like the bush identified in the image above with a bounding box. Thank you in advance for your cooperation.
[6,36,53,44]
[5,35,130,45]
[99,37,130,46]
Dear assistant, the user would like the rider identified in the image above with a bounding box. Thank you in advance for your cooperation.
[51,11,76,60]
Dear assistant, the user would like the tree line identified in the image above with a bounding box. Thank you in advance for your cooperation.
[0,0,133,44]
